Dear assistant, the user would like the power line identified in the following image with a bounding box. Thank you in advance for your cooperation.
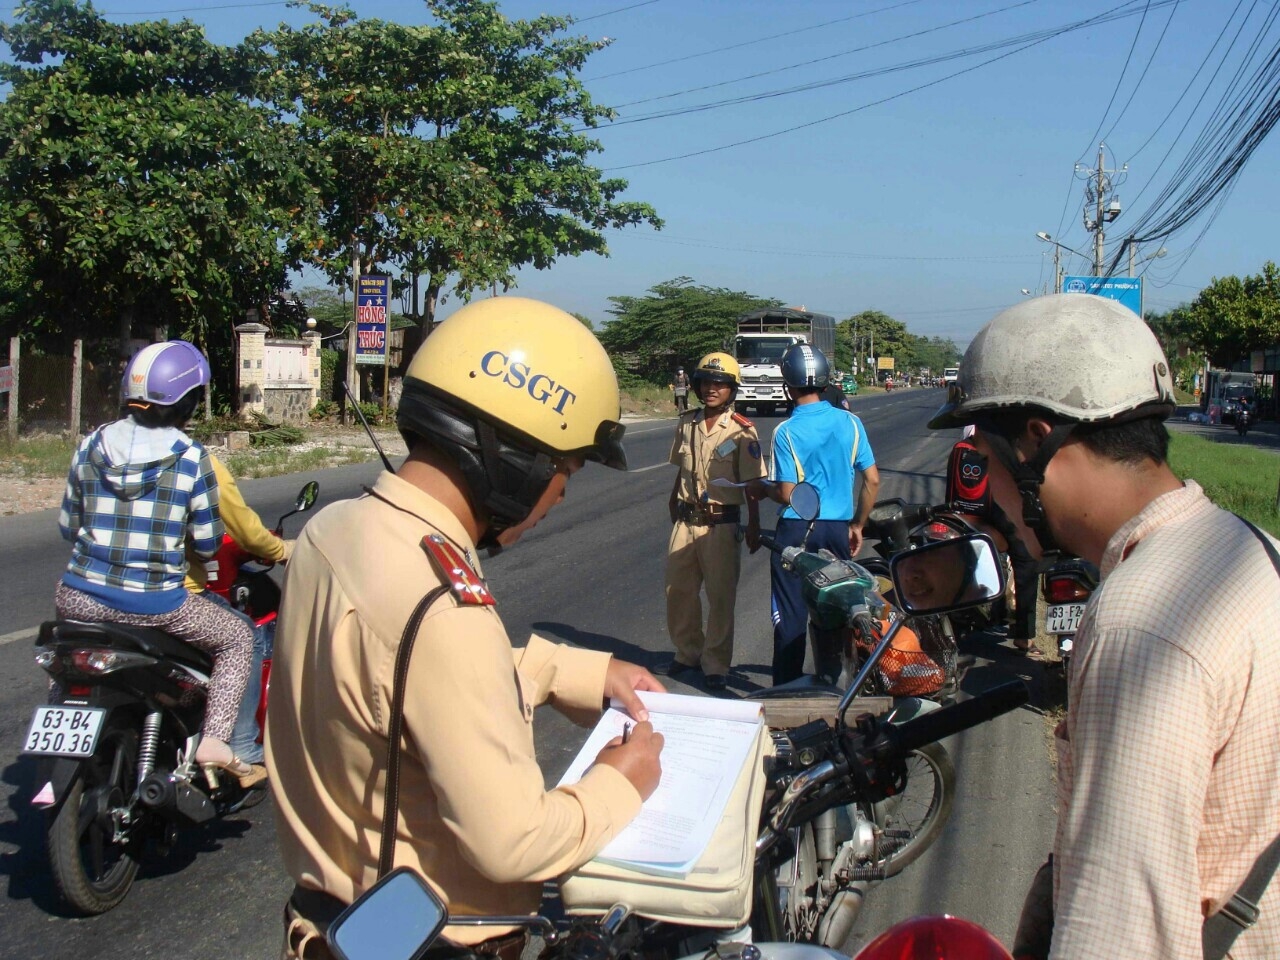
[575,0,663,24]
[606,1,1154,170]
[585,0,930,81]
[1100,0,1181,144]
[100,0,287,14]
[1072,0,1153,165]
[624,233,1039,263]
[612,0,1045,111]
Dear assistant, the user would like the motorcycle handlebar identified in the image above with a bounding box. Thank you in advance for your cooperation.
[873,680,1029,759]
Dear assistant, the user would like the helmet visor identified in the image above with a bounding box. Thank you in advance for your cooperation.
[928,383,970,430]
[589,420,628,472]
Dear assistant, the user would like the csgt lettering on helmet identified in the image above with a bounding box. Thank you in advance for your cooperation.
[480,351,577,415]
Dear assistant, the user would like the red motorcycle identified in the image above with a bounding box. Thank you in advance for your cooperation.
[24,481,318,914]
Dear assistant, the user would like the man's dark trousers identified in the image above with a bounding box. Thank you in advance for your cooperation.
[770,518,852,685]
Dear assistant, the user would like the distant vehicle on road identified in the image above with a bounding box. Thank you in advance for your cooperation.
[942,366,960,388]
[841,374,859,396]
[1202,369,1256,424]
[731,307,836,416]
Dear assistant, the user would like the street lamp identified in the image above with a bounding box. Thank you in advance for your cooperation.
[1035,231,1093,293]
[1128,242,1167,277]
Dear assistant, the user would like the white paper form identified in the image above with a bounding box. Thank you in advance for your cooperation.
[556,691,763,877]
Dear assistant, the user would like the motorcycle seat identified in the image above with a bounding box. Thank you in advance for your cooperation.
[38,619,215,673]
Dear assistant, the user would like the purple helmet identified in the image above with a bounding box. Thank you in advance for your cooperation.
[121,341,211,406]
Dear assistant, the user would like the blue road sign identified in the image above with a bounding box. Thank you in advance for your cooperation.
[1060,275,1143,316]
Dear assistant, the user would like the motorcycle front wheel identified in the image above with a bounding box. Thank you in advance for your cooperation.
[865,742,955,877]
[47,716,143,914]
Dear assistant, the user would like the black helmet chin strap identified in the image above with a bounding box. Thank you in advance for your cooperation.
[978,423,1075,554]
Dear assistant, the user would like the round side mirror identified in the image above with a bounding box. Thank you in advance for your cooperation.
[789,481,821,522]
[890,533,1005,615]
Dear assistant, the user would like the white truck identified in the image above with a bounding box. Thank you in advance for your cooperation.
[732,308,836,416]
[942,366,960,388]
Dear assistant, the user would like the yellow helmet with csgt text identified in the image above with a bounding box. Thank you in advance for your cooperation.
[397,298,626,537]
[693,351,741,386]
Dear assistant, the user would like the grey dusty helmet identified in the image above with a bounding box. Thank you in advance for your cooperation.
[928,293,1176,430]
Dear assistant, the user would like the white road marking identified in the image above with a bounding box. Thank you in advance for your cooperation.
[0,626,38,647]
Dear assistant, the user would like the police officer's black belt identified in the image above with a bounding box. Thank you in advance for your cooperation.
[677,502,741,525]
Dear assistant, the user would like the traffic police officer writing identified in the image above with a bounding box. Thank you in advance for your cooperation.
[665,353,764,691]
[267,298,665,960]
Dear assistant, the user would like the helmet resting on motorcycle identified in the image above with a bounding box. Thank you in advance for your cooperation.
[853,915,1013,960]
[121,340,212,426]
[926,294,1175,550]
[691,352,741,400]
[780,343,831,389]
[397,297,627,542]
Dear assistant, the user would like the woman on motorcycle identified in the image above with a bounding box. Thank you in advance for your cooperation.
[54,340,262,787]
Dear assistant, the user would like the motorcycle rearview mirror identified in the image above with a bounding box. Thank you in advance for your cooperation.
[276,481,321,533]
[295,480,320,513]
[787,481,822,548]
[789,481,821,522]
[889,533,1006,616]
[328,868,448,960]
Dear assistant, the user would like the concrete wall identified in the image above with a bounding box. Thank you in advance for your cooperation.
[235,323,322,424]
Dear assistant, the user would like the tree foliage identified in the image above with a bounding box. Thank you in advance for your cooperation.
[599,278,778,386]
[1182,261,1280,367]
[249,0,661,334]
[835,310,958,376]
[0,0,318,366]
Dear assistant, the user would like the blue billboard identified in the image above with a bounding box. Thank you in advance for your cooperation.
[1060,275,1143,316]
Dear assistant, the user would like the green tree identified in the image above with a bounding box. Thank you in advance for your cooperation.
[599,278,777,386]
[0,0,318,373]
[251,0,661,336]
[1184,262,1280,367]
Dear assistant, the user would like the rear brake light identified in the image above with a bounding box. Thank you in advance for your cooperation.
[1044,579,1091,603]
[69,648,156,675]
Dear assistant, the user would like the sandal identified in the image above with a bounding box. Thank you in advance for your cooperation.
[201,757,268,790]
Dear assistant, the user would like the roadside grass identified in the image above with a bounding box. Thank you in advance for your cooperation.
[1168,432,1280,536]
[224,444,379,479]
[0,432,77,478]
[621,384,676,418]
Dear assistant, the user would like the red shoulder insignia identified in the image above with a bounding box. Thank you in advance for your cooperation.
[731,411,754,429]
[421,534,496,606]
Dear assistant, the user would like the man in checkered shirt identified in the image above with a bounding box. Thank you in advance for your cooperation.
[930,294,1280,960]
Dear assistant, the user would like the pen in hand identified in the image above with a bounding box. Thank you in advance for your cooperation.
[622,721,633,744]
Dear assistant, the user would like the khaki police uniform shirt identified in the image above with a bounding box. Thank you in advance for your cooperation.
[266,472,641,943]
[668,408,765,506]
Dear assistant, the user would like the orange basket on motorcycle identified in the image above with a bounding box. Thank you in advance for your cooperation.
[853,616,950,698]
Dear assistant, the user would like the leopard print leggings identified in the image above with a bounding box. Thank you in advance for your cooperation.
[54,583,254,742]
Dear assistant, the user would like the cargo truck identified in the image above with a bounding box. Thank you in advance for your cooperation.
[731,307,836,416]
[1202,369,1257,424]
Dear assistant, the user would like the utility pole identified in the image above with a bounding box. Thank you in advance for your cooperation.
[1078,143,1126,276]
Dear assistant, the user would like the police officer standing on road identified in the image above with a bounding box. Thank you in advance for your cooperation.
[671,367,690,412]
[665,353,764,691]
[268,298,665,960]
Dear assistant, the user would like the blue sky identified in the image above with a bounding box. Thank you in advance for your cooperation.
[77,0,1280,344]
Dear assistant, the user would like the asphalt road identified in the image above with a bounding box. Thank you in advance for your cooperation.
[0,388,1055,958]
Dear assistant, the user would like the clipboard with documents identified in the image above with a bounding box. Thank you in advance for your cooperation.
[557,691,770,927]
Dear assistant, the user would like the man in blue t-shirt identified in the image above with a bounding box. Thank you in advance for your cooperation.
[749,344,880,685]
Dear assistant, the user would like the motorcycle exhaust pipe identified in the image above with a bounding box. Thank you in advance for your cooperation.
[818,886,866,948]
[138,772,217,825]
